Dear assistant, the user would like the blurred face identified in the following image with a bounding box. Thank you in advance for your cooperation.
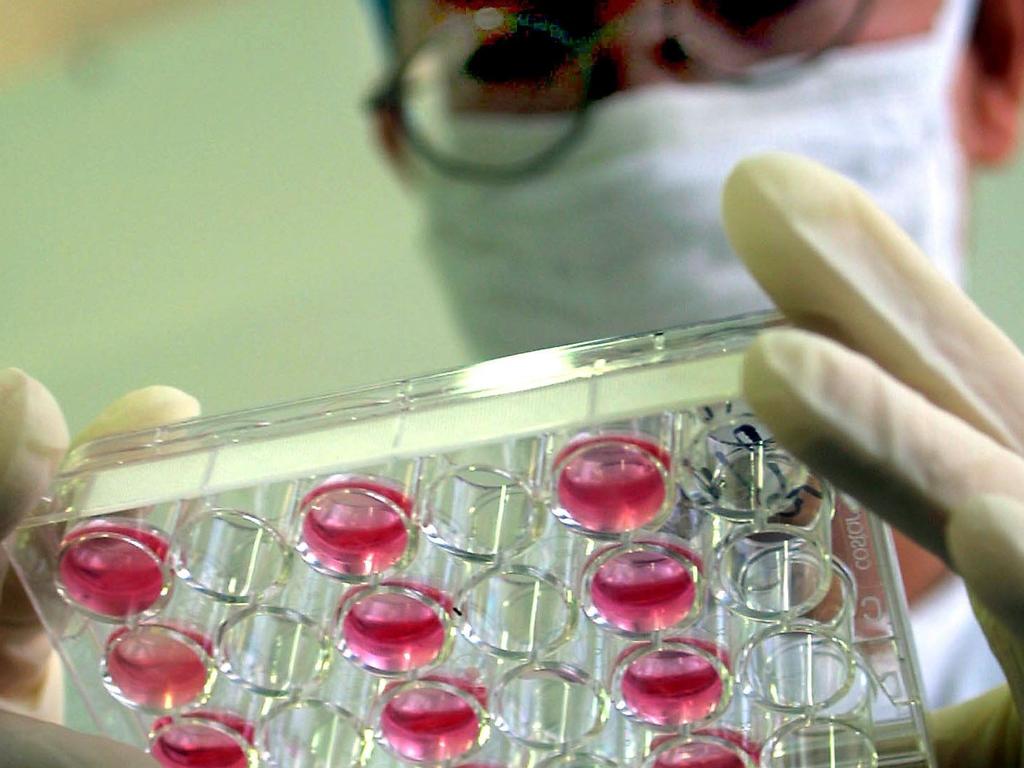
[374,1,1024,602]
[377,0,1022,174]
[391,1,945,113]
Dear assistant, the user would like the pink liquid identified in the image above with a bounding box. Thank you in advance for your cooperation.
[653,742,745,768]
[150,621,215,655]
[150,711,253,768]
[621,645,724,726]
[421,674,488,709]
[556,435,669,533]
[301,478,412,576]
[59,520,169,618]
[590,544,697,632]
[699,729,761,763]
[341,583,448,672]
[381,683,481,763]
[652,728,760,768]
[106,625,210,710]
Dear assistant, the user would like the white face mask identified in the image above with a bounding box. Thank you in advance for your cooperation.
[419,0,977,358]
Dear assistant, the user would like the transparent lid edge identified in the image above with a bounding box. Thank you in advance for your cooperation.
[58,310,782,479]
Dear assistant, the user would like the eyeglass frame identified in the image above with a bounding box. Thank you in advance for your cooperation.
[366,0,878,184]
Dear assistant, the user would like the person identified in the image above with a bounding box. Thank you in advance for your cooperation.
[364,0,1020,709]
[1,1,1023,766]
[6,154,1023,767]
[366,0,1023,358]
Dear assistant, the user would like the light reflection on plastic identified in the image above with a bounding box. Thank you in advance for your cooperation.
[458,350,577,394]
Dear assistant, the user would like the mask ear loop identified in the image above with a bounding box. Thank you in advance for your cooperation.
[917,0,980,285]
[928,0,983,94]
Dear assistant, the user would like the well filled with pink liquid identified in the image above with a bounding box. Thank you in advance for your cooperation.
[381,681,482,763]
[59,520,169,618]
[621,644,724,726]
[590,544,696,632]
[652,728,760,768]
[301,478,412,576]
[105,625,210,710]
[556,436,669,533]
[150,710,253,768]
[653,741,746,768]
[341,583,448,672]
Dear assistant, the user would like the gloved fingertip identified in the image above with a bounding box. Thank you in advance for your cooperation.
[724,151,822,200]
[0,368,70,539]
[722,151,935,348]
[0,369,69,451]
[740,332,808,462]
[71,386,201,449]
[741,328,830,447]
[947,495,1024,638]
[744,326,821,363]
[722,152,832,252]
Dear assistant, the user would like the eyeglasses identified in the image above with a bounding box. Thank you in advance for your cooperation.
[368,1,876,182]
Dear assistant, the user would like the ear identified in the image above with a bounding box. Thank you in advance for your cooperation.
[372,106,413,180]
[955,0,1024,166]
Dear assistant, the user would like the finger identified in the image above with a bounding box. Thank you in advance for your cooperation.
[722,152,1024,455]
[928,687,1022,768]
[742,328,1024,562]
[1,383,198,708]
[0,369,68,543]
[0,370,67,713]
[70,385,200,450]
[946,495,1024,715]
[0,709,158,767]
[6,387,197,600]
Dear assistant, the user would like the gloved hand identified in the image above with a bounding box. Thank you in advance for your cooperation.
[0,368,199,767]
[721,153,1024,767]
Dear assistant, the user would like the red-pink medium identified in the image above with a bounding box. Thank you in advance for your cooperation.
[106,626,210,710]
[59,520,169,618]
[556,436,669,533]
[150,711,253,768]
[381,684,481,763]
[590,546,696,632]
[301,479,412,576]
[621,647,724,726]
[652,728,760,768]
[653,741,746,768]
[342,586,447,672]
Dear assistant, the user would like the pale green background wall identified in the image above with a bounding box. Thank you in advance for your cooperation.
[3,0,1023,434]
[2,0,1023,732]
[970,160,1024,335]
[2,0,471,438]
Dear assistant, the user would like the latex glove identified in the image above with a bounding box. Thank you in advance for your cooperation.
[721,153,1024,767]
[0,368,199,765]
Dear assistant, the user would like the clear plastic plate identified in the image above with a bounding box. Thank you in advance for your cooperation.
[7,312,934,768]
